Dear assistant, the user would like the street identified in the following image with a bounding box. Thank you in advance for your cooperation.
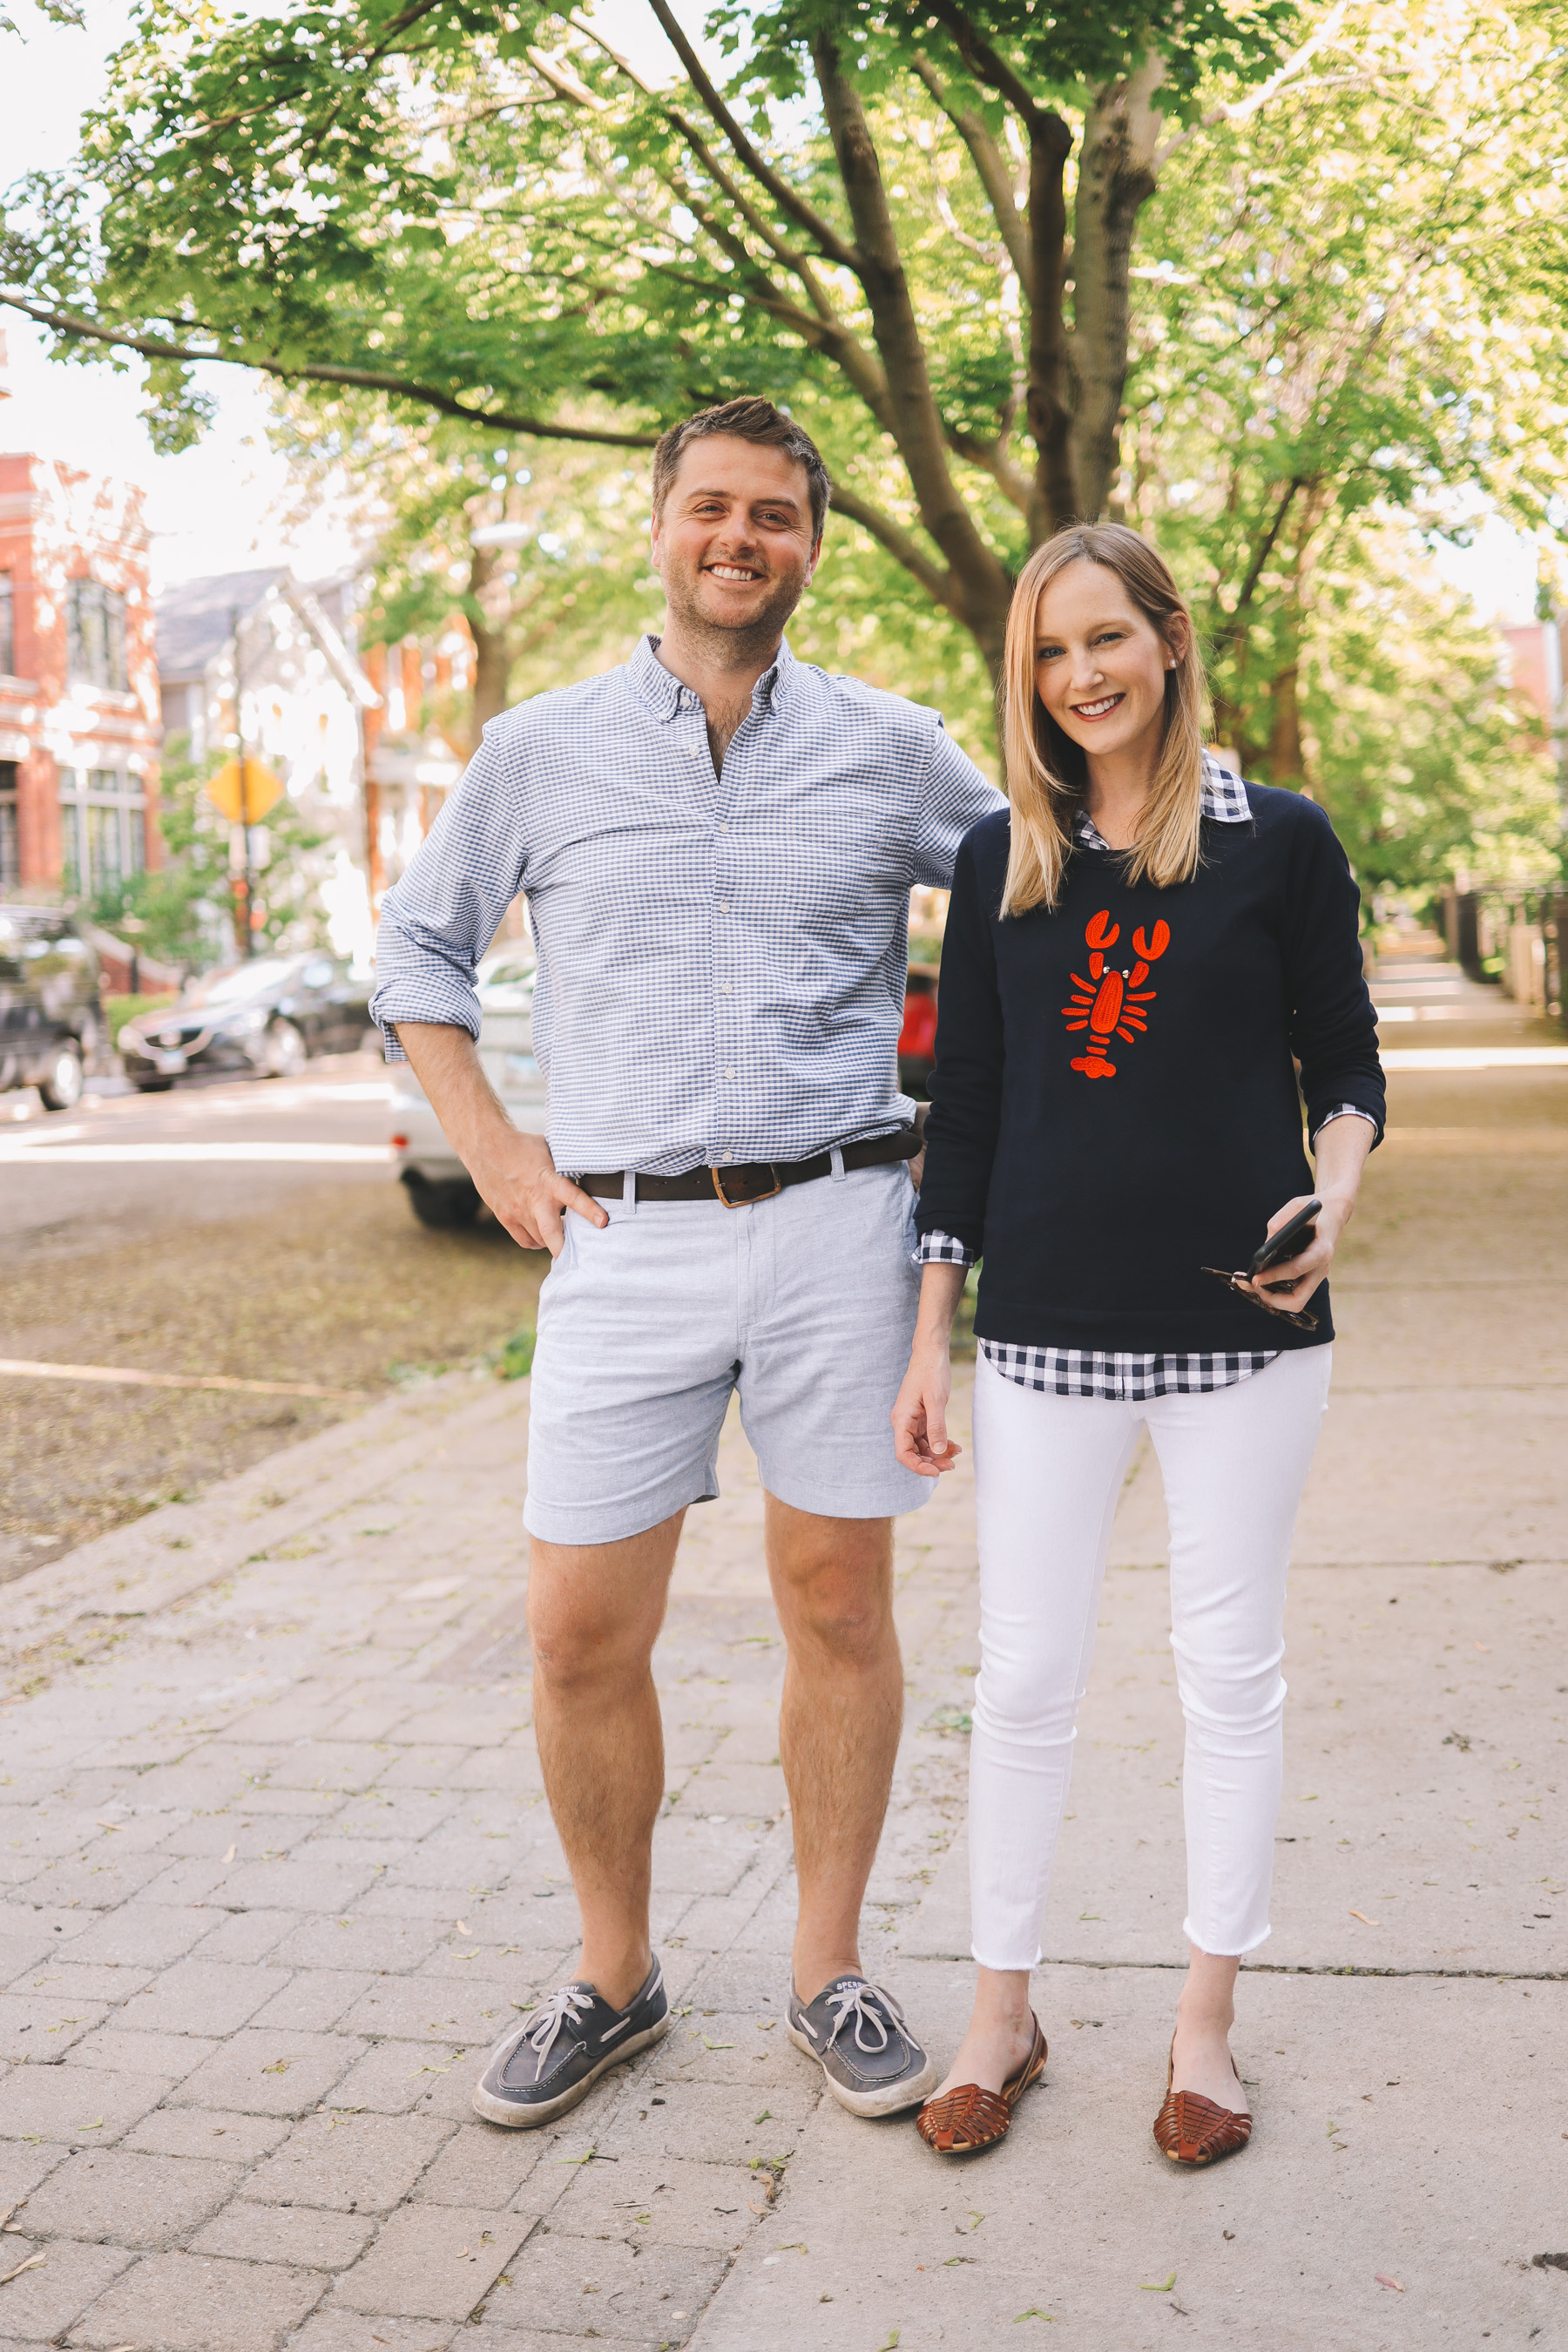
[1,1054,547,1580]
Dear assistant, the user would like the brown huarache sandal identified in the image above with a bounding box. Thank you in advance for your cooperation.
[1152,2036,1253,2168]
[915,2014,1047,2156]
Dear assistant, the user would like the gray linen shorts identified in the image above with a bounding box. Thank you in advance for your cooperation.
[523,1159,932,1544]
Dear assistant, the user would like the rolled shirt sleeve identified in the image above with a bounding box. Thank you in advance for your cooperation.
[369,730,529,1062]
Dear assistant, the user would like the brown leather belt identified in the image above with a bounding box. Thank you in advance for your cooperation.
[578,1123,923,1207]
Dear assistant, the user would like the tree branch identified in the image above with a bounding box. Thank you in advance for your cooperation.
[0,291,660,447]
[810,27,1012,655]
[641,0,861,273]
[824,483,960,611]
[1156,0,1350,162]
[910,54,1031,286]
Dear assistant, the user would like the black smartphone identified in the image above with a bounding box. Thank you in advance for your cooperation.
[1248,1198,1321,1281]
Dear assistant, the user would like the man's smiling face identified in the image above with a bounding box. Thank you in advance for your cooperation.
[651,434,821,645]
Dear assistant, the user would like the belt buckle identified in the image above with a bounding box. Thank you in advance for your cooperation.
[711,1162,781,1207]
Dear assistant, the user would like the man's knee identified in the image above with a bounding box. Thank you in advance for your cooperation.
[771,1521,896,1671]
[526,1576,655,1693]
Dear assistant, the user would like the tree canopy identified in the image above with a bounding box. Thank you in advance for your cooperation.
[3,0,1307,671]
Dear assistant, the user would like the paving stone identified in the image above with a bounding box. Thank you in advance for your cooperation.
[168,2029,365,2117]
[653,2011,803,2089]
[415,1940,570,1988]
[0,2134,71,2209]
[262,1744,393,1794]
[49,1905,214,1969]
[548,2154,761,2253]
[476,2229,725,2341]
[595,2081,817,2169]
[267,1916,446,1975]
[286,2316,455,2352]
[331,1792,462,1842]
[466,2335,659,2352]
[1,1992,110,2061]
[247,1970,376,2032]
[323,2038,475,2117]
[189,1908,302,1963]
[113,1958,293,2038]
[0,2234,134,2341]
[5,1959,152,2008]
[25,1852,172,1908]
[0,1923,70,1984]
[123,2107,293,2163]
[328,2204,531,2320]
[188,2200,375,2268]
[240,1787,352,1821]
[243,2111,453,2213]
[16,2147,241,2248]
[67,2024,222,2082]
[335,1979,522,2046]
[0,2062,172,2146]
[69,2247,328,2350]
[352,1879,478,1923]
[204,1858,382,1914]
[409,2122,554,2213]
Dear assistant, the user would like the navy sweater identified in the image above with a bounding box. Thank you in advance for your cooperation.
[916,786,1385,1355]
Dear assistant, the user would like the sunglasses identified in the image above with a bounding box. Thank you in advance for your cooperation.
[1200,1267,1319,1333]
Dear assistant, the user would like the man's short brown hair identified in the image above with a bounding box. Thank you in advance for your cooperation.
[651,398,831,544]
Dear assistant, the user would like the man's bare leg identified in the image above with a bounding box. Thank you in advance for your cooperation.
[764,1497,903,2002]
[526,1511,684,2011]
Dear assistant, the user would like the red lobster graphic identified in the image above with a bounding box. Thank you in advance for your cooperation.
[1062,909,1171,1078]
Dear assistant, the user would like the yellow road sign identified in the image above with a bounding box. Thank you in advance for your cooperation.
[206,756,284,825]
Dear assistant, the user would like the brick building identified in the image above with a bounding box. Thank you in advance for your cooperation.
[0,452,161,896]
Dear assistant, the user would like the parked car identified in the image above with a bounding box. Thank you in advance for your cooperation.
[389,953,544,1227]
[898,961,940,1098]
[0,905,103,1111]
[118,954,375,1090]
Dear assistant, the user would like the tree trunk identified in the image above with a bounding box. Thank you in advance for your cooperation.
[812,30,1014,672]
[466,542,513,747]
[1068,58,1166,524]
[1265,663,1305,786]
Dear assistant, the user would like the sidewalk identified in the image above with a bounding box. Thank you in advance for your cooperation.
[2,1056,1565,2352]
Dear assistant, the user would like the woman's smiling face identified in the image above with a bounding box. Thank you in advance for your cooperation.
[1033,559,1183,765]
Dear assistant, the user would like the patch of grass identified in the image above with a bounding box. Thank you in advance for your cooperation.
[494,1326,536,1381]
[950,1266,979,1361]
[103,992,177,1044]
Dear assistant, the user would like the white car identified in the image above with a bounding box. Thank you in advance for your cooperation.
[389,953,546,1227]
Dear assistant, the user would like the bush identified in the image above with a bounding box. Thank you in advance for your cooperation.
[104,992,176,1044]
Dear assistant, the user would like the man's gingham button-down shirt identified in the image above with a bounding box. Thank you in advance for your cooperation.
[919,757,1375,1402]
[371,634,1005,1176]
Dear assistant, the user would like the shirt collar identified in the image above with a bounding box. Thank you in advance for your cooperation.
[1073,752,1250,850]
[626,632,795,722]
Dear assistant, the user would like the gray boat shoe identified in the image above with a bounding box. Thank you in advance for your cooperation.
[473,1957,669,2129]
[786,1972,937,2118]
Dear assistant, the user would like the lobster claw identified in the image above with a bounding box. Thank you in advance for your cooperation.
[1132,920,1171,962]
[1086,909,1120,951]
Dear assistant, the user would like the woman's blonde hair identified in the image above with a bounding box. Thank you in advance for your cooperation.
[999,522,1207,918]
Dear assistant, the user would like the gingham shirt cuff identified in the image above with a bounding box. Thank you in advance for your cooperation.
[1311,1104,1379,1145]
[916,1227,976,1268]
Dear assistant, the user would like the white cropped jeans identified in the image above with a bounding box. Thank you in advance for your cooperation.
[968,1344,1332,1969]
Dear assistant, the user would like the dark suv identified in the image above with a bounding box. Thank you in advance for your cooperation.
[0,906,102,1111]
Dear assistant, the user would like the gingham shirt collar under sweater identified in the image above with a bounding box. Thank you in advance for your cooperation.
[370,633,1004,1177]
[918,757,1373,1401]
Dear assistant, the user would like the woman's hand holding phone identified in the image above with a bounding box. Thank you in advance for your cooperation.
[1240,1117,1375,1315]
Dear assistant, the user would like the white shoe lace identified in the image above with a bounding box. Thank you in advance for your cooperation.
[821,1978,906,2056]
[516,1983,592,2074]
